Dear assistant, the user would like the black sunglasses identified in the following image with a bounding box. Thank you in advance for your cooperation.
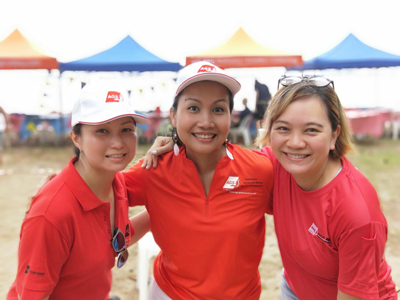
[277,75,334,90]
[111,227,129,268]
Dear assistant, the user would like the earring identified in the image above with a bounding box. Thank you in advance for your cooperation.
[224,139,233,160]
[173,133,179,156]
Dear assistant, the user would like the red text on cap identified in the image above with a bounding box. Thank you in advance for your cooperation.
[198,65,216,73]
[106,91,124,103]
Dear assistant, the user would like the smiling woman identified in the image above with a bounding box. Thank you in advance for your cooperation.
[270,96,341,191]
[256,78,397,299]
[7,85,151,300]
[170,80,232,168]
[123,61,274,299]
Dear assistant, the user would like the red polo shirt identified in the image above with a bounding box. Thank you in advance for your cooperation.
[124,143,273,299]
[8,157,133,300]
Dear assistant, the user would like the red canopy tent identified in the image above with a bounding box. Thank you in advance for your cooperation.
[0,29,58,70]
[186,27,303,68]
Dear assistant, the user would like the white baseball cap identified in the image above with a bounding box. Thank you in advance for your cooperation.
[71,85,149,127]
[175,61,241,96]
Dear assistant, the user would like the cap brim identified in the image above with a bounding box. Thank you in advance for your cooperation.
[176,73,241,96]
[76,113,150,126]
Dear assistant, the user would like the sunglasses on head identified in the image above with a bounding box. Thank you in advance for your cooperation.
[277,75,334,90]
[111,227,128,268]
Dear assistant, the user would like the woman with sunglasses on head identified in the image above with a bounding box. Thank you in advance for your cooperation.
[255,75,397,300]
[146,75,397,299]
[7,85,151,300]
[123,61,274,299]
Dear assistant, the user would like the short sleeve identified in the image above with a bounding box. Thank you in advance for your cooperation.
[16,216,70,299]
[337,222,387,299]
[252,146,274,162]
[123,160,149,206]
[253,146,274,215]
[265,187,273,215]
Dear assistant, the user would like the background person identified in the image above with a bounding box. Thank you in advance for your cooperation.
[7,85,151,300]
[124,61,274,299]
[254,79,271,129]
[231,97,252,127]
[256,75,397,300]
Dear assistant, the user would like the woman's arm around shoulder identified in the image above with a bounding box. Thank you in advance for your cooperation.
[123,160,152,207]
[129,210,151,246]
[140,136,173,169]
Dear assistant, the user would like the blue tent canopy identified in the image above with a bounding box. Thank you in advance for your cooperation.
[59,36,182,72]
[290,33,400,70]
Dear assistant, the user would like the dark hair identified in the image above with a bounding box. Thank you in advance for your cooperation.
[72,124,83,159]
[256,82,354,159]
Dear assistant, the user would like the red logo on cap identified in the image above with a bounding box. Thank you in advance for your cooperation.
[106,91,124,103]
[198,65,216,73]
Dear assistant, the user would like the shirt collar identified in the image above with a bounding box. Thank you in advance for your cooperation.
[60,157,109,211]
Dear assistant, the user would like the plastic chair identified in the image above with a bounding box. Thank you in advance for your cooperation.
[136,232,161,300]
[230,114,253,146]
[257,128,266,149]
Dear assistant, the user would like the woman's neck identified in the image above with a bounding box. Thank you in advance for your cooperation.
[295,157,342,192]
[186,146,226,176]
[186,146,226,196]
[74,159,115,202]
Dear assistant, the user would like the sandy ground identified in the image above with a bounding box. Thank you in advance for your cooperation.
[1,141,398,299]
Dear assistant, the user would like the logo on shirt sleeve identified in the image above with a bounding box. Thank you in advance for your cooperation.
[24,264,45,276]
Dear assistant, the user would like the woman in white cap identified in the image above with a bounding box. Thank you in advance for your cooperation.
[123,61,274,299]
[8,85,151,300]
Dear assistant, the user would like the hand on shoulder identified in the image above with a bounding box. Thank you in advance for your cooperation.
[141,136,173,169]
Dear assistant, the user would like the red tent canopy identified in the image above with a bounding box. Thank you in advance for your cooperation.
[186,27,303,68]
[0,29,58,70]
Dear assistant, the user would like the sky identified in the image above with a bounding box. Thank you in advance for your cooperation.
[1,0,400,113]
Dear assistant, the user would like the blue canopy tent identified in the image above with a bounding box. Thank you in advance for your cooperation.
[290,33,400,70]
[289,33,400,139]
[59,35,182,72]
